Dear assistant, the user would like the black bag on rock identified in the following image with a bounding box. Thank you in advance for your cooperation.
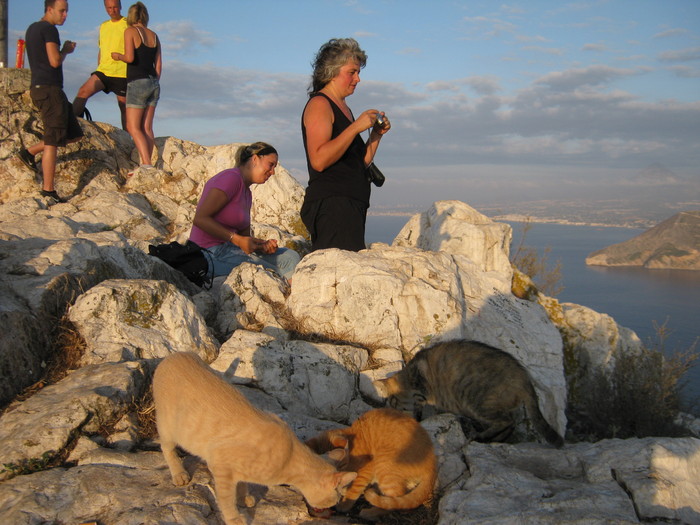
[148,240,212,288]
[366,162,385,187]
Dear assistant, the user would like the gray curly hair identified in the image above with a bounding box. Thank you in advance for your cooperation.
[308,38,367,94]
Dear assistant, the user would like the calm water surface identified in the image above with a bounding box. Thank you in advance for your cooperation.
[366,214,700,412]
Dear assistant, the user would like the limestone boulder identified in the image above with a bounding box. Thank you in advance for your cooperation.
[558,302,645,372]
[439,437,700,524]
[212,330,372,423]
[215,262,290,340]
[0,360,148,481]
[393,200,513,277]
[68,279,219,366]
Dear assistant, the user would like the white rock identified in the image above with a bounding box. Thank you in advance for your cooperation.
[68,279,219,365]
[214,330,371,422]
[393,200,513,277]
[215,262,290,340]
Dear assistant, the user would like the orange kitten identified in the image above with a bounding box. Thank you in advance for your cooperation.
[306,408,437,520]
[153,352,356,525]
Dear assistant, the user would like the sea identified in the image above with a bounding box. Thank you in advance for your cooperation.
[366,214,700,415]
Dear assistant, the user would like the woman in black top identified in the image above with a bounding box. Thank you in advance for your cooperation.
[112,1,161,172]
[301,38,391,251]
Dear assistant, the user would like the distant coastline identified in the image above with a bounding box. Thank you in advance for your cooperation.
[367,210,654,230]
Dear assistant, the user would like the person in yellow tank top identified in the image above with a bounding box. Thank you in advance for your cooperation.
[71,0,128,129]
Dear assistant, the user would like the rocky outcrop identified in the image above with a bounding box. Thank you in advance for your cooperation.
[586,211,700,270]
[1,68,699,524]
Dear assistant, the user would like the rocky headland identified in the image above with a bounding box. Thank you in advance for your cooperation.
[586,211,700,271]
[1,68,699,524]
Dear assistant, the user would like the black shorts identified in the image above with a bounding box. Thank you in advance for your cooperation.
[30,85,84,147]
[301,195,368,252]
[93,70,127,98]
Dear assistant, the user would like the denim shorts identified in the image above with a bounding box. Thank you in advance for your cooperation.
[126,76,160,109]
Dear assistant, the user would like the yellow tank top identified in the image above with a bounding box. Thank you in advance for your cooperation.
[97,18,128,78]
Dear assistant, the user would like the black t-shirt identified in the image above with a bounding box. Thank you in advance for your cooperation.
[302,93,371,205]
[25,20,63,87]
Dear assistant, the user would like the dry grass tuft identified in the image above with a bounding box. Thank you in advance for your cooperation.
[510,218,563,297]
[2,315,86,412]
[569,322,698,440]
[134,387,158,441]
[271,303,388,354]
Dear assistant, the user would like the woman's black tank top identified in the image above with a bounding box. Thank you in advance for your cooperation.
[302,93,370,205]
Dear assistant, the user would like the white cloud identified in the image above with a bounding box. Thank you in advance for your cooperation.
[153,20,217,53]
[534,65,641,91]
[658,47,700,63]
[582,43,607,52]
[653,28,689,39]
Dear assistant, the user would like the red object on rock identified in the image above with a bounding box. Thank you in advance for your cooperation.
[16,39,26,69]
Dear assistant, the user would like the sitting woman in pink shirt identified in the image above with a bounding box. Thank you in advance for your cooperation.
[189,142,300,281]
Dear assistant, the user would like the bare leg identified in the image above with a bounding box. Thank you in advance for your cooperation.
[27,142,44,157]
[126,106,152,166]
[73,74,105,117]
[142,104,157,163]
[116,95,127,131]
[41,145,57,191]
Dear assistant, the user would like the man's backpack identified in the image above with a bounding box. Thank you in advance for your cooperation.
[148,241,212,288]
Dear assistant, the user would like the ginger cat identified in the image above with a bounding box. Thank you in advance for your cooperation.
[306,408,437,521]
[153,352,356,525]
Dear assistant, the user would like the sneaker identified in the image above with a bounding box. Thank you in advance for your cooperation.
[17,149,38,171]
[40,189,66,203]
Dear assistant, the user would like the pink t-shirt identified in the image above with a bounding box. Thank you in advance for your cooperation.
[189,168,252,249]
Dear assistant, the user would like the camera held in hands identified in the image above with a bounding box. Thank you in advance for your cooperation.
[376,112,389,128]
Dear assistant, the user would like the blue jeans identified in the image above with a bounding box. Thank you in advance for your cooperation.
[206,243,301,280]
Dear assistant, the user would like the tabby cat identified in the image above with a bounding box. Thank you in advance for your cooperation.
[306,407,437,520]
[153,352,357,525]
[378,339,564,447]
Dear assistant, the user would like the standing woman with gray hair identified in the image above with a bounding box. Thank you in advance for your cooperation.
[112,1,161,173]
[301,38,391,252]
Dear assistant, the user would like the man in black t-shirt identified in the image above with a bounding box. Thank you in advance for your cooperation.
[17,0,83,203]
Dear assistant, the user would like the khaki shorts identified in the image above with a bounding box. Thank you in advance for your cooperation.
[30,85,83,147]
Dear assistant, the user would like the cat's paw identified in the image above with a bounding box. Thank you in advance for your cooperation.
[171,471,191,486]
[240,494,256,508]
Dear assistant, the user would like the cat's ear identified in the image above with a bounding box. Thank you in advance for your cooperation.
[328,431,349,449]
[376,375,400,396]
[326,447,347,466]
[333,471,357,490]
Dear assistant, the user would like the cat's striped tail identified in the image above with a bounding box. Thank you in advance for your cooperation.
[525,388,565,448]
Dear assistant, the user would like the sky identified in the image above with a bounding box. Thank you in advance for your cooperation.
[8,0,700,212]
